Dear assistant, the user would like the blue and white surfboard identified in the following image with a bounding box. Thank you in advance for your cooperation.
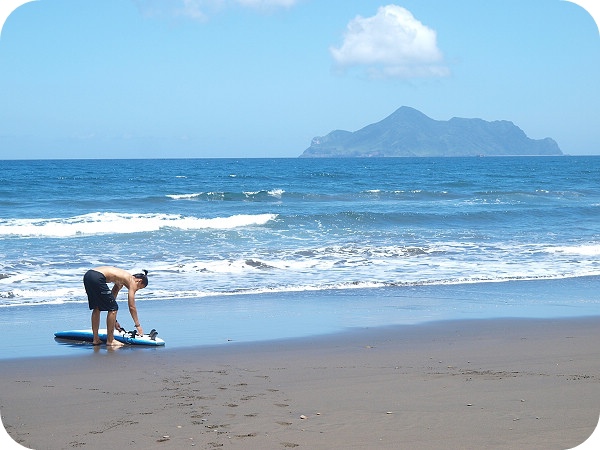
[54,328,165,346]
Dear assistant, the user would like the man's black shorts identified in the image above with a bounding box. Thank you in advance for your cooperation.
[83,270,119,311]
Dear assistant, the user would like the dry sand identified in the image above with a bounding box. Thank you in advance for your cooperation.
[1,317,599,449]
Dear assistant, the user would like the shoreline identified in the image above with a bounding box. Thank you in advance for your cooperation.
[2,316,599,449]
[3,276,600,361]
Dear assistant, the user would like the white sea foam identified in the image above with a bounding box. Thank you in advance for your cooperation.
[0,212,278,238]
[2,237,600,309]
[243,189,285,198]
[166,193,203,200]
[0,273,29,284]
[0,248,600,307]
[269,189,284,198]
[547,244,600,256]
[168,189,285,201]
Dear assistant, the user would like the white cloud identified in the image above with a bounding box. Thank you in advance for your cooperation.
[133,0,225,22]
[133,0,298,22]
[172,0,218,21]
[330,5,449,79]
[235,0,299,8]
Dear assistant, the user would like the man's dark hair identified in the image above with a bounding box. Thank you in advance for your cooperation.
[133,269,149,287]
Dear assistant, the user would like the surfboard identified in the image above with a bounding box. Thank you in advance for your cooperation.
[54,328,165,346]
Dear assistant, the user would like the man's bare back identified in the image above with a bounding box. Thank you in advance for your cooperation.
[95,266,137,289]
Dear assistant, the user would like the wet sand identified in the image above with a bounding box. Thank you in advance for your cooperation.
[1,317,599,449]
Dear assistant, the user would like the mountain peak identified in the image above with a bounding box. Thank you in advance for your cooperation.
[300,107,562,158]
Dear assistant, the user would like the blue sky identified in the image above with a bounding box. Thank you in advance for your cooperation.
[0,0,598,159]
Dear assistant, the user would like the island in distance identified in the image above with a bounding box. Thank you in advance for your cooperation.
[300,106,562,157]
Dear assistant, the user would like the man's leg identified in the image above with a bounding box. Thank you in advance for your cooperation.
[106,310,124,347]
[91,308,101,345]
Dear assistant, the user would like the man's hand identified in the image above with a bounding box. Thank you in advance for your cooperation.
[136,324,144,336]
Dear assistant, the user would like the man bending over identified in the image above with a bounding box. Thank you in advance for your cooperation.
[83,266,148,347]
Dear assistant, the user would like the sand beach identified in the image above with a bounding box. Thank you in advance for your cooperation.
[1,316,599,449]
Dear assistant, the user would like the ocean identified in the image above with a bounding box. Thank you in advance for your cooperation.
[1,157,599,358]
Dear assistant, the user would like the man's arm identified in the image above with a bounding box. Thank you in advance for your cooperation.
[111,283,122,299]
[111,283,124,331]
[128,287,143,335]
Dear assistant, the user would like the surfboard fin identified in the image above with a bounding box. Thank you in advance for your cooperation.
[149,329,158,341]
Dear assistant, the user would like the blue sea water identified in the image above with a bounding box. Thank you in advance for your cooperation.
[1,157,600,358]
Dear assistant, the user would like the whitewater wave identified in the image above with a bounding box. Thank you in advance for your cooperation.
[0,212,278,238]
[3,272,600,309]
[166,189,285,201]
[547,244,600,256]
[2,236,599,308]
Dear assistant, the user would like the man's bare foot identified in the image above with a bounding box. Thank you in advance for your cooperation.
[106,340,124,348]
[92,340,102,346]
